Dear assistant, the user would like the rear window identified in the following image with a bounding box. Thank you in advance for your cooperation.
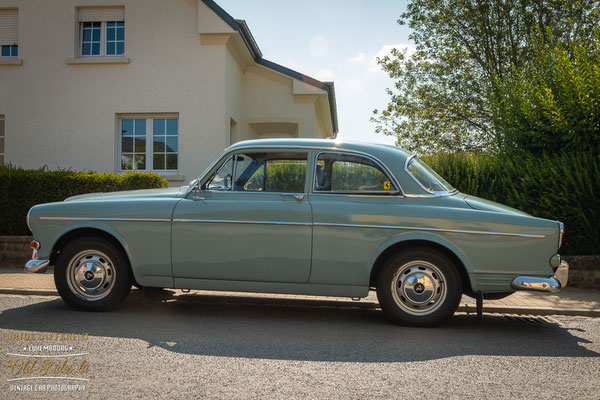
[405,157,454,193]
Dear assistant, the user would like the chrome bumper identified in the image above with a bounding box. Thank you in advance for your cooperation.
[24,259,49,273]
[511,261,569,292]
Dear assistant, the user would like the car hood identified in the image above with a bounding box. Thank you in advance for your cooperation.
[464,195,530,216]
[64,187,186,202]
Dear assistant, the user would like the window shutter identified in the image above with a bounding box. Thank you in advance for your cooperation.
[0,9,18,46]
[78,7,124,22]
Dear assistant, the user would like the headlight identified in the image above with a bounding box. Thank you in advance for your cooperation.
[558,222,565,249]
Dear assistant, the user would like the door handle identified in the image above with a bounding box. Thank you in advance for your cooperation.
[281,193,305,201]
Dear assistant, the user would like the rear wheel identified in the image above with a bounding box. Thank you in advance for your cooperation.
[376,248,462,327]
[54,237,132,311]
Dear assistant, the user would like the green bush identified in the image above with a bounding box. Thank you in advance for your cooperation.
[0,165,169,236]
[492,28,600,155]
[422,152,600,255]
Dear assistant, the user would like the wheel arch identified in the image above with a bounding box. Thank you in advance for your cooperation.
[49,226,134,280]
[369,236,475,295]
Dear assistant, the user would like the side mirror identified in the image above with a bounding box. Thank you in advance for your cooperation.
[192,186,205,201]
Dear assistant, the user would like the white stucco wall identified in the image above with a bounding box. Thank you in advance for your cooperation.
[0,0,334,184]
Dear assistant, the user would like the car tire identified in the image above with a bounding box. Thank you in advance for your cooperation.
[54,237,132,311]
[376,248,462,327]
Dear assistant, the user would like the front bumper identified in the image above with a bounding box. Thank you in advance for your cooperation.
[511,261,569,292]
[24,259,49,274]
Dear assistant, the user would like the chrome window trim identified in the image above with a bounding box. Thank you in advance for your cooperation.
[403,155,458,197]
[201,190,309,196]
[231,151,309,194]
[309,193,402,199]
[312,150,403,196]
[38,217,171,222]
[313,222,546,238]
[204,155,235,191]
[188,145,407,198]
[172,219,312,226]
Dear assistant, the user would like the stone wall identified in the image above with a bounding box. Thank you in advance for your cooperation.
[0,236,33,269]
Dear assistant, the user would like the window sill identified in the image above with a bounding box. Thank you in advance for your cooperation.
[66,57,130,65]
[0,59,23,66]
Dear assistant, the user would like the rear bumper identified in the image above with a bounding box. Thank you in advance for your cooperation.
[511,261,569,292]
[24,259,49,274]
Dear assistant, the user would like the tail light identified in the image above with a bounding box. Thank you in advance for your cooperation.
[558,222,564,249]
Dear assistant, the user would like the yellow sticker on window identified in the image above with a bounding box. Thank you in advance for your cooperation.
[384,181,391,190]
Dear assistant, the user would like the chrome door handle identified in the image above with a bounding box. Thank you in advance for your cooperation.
[281,194,305,201]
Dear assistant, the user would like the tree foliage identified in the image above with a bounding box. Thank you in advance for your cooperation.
[492,28,600,154]
[372,0,600,154]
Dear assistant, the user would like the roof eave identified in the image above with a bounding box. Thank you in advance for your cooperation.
[201,0,338,135]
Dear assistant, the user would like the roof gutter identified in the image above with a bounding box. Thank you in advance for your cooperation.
[201,0,338,135]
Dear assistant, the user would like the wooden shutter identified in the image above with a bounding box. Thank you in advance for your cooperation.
[0,9,18,46]
[78,7,124,22]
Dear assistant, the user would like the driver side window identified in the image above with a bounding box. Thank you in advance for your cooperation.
[205,156,234,190]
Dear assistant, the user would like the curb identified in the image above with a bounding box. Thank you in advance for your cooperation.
[1,287,599,317]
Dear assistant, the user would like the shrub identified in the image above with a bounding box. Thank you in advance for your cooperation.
[422,152,600,255]
[0,165,169,235]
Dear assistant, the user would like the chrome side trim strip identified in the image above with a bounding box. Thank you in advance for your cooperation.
[313,222,546,238]
[172,219,312,226]
[38,217,171,222]
[37,217,544,238]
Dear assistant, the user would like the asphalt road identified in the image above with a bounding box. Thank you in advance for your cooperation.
[1,294,599,399]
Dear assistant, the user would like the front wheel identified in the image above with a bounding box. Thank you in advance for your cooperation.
[54,237,132,311]
[376,248,462,327]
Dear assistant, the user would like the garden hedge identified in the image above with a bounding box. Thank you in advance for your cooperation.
[422,152,600,255]
[0,165,169,236]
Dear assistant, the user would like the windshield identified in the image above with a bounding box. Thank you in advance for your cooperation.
[405,157,455,193]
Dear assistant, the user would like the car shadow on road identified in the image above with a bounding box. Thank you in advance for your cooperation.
[1,295,598,363]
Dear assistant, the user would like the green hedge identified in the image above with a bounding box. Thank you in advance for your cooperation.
[0,165,169,236]
[422,152,600,255]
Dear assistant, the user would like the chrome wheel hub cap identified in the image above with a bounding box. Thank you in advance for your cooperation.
[67,251,115,301]
[391,260,447,316]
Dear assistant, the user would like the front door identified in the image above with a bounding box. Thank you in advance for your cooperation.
[171,149,312,283]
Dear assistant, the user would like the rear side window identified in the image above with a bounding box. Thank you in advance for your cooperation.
[314,152,398,193]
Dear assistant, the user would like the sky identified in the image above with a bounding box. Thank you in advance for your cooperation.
[216,0,413,145]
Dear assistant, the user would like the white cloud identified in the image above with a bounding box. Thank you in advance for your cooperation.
[347,79,363,91]
[347,52,366,63]
[309,35,329,59]
[315,69,334,81]
[368,43,416,73]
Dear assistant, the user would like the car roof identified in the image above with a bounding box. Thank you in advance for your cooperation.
[227,138,413,163]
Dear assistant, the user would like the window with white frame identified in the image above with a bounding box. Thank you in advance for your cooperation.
[0,9,18,58]
[78,7,124,57]
[119,116,179,172]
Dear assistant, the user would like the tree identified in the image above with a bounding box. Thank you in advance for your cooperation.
[492,28,600,154]
[372,0,600,154]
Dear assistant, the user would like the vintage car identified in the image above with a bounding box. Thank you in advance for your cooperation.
[25,139,568,326]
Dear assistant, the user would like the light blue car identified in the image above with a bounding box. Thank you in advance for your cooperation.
[25,139,568,326]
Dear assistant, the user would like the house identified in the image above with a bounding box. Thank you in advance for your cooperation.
[0,0,338,185]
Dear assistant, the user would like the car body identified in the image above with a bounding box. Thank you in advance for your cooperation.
[25,139,568,326]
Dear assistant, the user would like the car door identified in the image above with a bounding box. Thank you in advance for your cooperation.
[309,151,403,286]
[171,149,312,283]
